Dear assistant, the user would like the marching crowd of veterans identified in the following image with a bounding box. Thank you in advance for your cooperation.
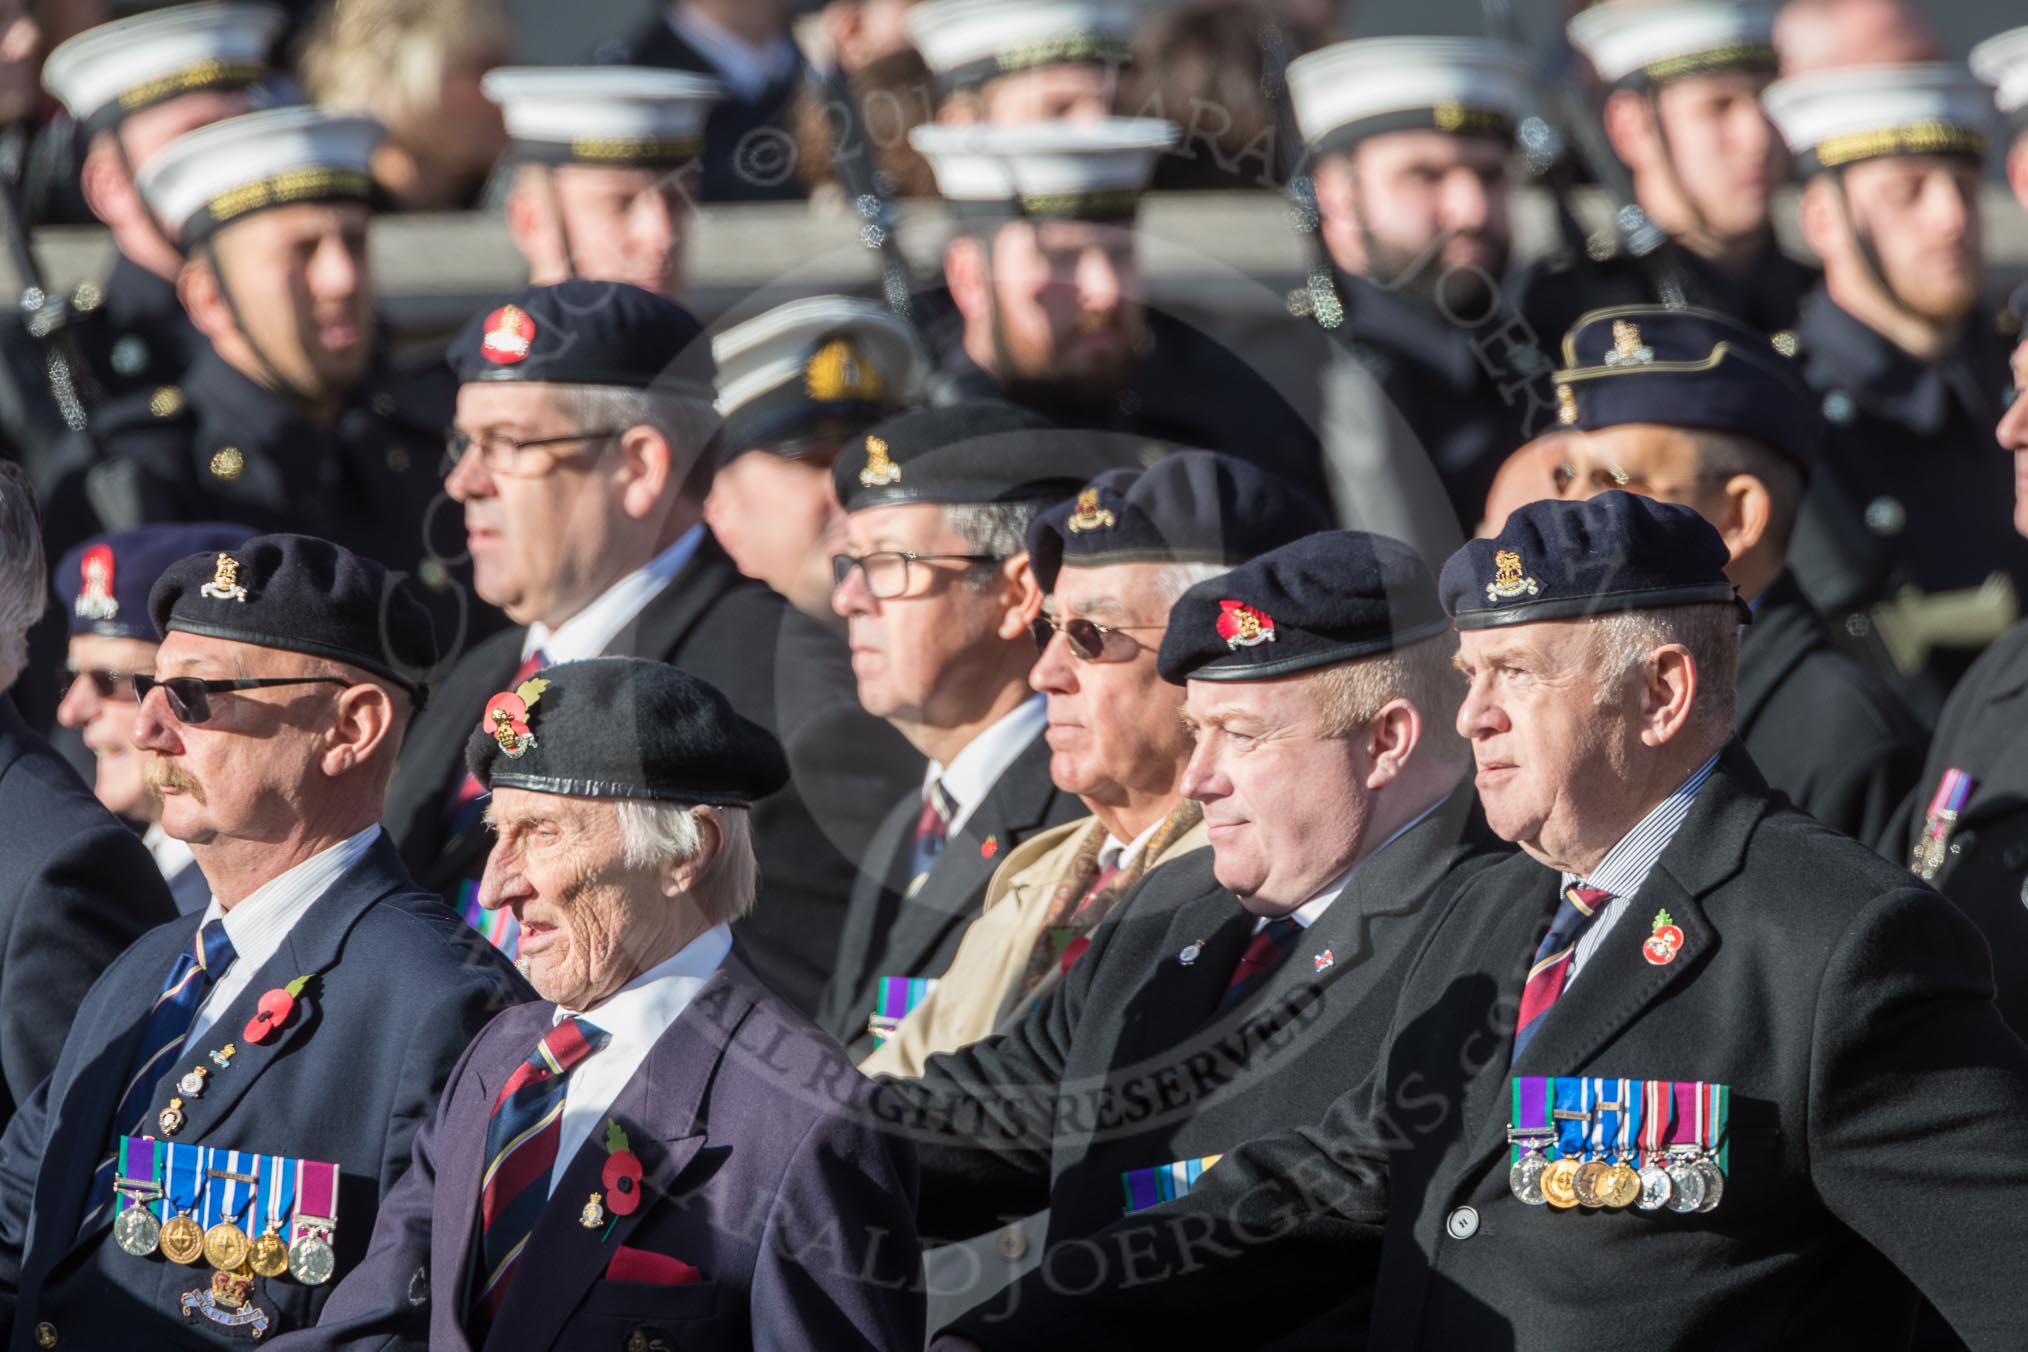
[6,0,2028,1348]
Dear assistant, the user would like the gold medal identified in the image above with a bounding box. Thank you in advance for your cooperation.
[1541,1157,1581,1210]
[248,1226,289,1278]
[203,1221,250,1272]
[1602,1161,1643,1209]
[160,1213,206,1265]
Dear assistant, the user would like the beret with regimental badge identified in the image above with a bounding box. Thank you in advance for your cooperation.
[58,523,254,641]
[137,105,381,247]
[1442,491,1745,631]
[150,533,440,701]
[465,656,788,806]
[1567,0,1777,90]
[447,280,716,398]
[1763,62,1993,177]
[713,296,925,463]
[910,118,1177,223]
[481,66,723,169]
[41,2,284,134]
[834,401,1098,513]
[1027,451,1330,591]
[906,0,1138,96]
[1552,305,1822,471]
[1285,37,1530,156]
[1158,529,1450,684]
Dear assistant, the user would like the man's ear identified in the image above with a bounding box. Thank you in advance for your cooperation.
[2008,140,2028,215]
[175,253,234,341]
[663,807,724,897]
[79,136,136,230]
[1714,474,1774,563]
[945,235,990,324]
[1639,644,1699,748]
[1312,153,1366,275]
[995,551,1043,640]
[616,425,675,519]
[1364,697,1424,790]
[1601,88,1654,174]
[1795,175,1843,263]
[321,679,398,778]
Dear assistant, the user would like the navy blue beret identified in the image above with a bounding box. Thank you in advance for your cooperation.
[1158,530,1450,684]
[466,656,788,807]
[1554,306,1821,471]
[58,523,253,641]
[150,534,440,701]
[833,401,1107,513]
[447,280,716,398]
[1027,452,1331,590]
[1442,491,1744,631]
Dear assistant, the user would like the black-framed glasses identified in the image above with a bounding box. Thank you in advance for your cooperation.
[65,665,147,700]
[442,426,625,478]
[830,550,1002,600]
[1030,613,1166,662]
[134,675,353,725]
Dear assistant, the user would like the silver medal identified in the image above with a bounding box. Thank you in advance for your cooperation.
[1693,1156,1725,1212]
[1635,1162,1673,1211]
[287,1233,336,1286]
[114,1203,162,1257]
[1509,1150,1549,1205]
[1663,1156,1705,1213]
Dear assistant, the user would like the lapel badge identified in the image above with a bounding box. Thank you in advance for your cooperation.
[1603,319,1655,367]
[1485,549,1542,604]
[244,974,312,1045]
[75,545,119,622]
[980,835,1000,860]
[1314,949,1335,973]
[1643,908,1684,966]
[857,435,901,487]
[480,304,537,364]
[1216,600,1276,650]
[805,337,883,402]
[209,1043,237,1070]
[602,1120,644,1221]
[1065,488,1117,534]
[160,1097,187,1136]
[177,1066,208,1099]
[483,676,551,759]
[580,1192,605,1229]
[198,553,249,603]
[1178,938,1206,966]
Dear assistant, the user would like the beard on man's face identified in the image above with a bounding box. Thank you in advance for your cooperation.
[1367,229,1512,319]
[992,304,1139,410]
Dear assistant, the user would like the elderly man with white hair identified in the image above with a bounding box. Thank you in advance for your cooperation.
[294,656,923,1352]
[0,462,174,1125]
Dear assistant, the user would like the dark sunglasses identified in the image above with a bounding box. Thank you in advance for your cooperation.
[1030,613,1165,663]
[133,675,353,725]
[64,665,142,700]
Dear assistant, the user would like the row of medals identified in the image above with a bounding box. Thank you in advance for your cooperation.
[114,1192,335,1284]
[1508,1138,1724,1214]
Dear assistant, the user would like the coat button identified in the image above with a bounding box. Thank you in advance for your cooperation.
[994,1224,1029,1261]
[33,1322,55,1348]
[1445,1206,1479,1240]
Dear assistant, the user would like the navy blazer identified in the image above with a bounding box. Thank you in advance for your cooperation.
[0,699,174,1127]
[286,947,923,1352]
[0,833,530,1350]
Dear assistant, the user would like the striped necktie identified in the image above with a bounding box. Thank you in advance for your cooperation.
[470,1016,609,1331]
[904,779,956,897]
[1214,916,1303,1014]
[445,648,547,956]
[80,918,237,1232]
[1511,884,1613,1064]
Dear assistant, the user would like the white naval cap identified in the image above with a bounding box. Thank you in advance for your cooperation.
[138,105,383,245]
[42,1,284,134]
[1763,63,1994,177]
[481,66,725,168]
[713,297,926,461]
[1971,26,2028,129]
[910,117,1178,220]
[1567,0,1778,88]
[906,0,1139,94]
[1285,37,1530,156]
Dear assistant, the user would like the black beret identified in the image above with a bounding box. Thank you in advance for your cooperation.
[59,523,254,641]
[1028,452,1330,590]
[447,280,716,397]
[1554,305,1822,472]
[1442,491,1744,631]
[465,656,788,807]
[1158,530,1450,684]
[149,534,440,701]
[833,401,1103,513]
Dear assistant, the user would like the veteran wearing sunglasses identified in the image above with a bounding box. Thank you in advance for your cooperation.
[54,523,254,912]
[0,533,529,1349]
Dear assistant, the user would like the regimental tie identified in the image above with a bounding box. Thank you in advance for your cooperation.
[1511,885,1614,1064]
[471,1016,609,1333]
[80,918,238,1234]
[446,649,547,956]
[1214,916,1303,1015]
[904,780,957,898]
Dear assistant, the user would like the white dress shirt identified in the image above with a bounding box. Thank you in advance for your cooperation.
[143,823,196,886]
[924,695,1046,838]
[1251,790,1452,934]
[1566,753,1720,981]
[666,3,799,102]
[522,527,704,665]
[184,826,382,1049]
[549,923,734,1188]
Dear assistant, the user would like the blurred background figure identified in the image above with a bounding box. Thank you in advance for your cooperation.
[1118,0,1283,193]
[1774,0,1942,75]
[298,0,512,211]
[909,0,1133,125]
[1972,25,2028,222]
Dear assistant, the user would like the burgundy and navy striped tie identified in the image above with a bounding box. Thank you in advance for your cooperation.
[1511,885,1613,1063]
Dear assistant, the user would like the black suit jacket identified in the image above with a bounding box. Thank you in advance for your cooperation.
[1736,572,1924,843]
[0,699,174,1127]
[951,747,2028,1351]
[383,534,920,1014]
[0,834,530,1349]
[817,730,1081,1054]
[883,787,1508,1257]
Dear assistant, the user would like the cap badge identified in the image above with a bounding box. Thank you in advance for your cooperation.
[1065,488,1116,534]
[198,553,249,603]
[483,676,551,759]
[1556,384,1578,425]
[1485,549,1541,603]
[75,545,119,622]
[805,337,885,402]
[1216,599,1277,650]
[480,304,537,365]
[858,435,901,487]
[1603,320,1654,367]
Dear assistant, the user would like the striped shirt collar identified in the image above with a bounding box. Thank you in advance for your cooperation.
[1562,753,1720,902]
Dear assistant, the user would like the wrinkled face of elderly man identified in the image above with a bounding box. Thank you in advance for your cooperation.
[479,788,738,1009]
